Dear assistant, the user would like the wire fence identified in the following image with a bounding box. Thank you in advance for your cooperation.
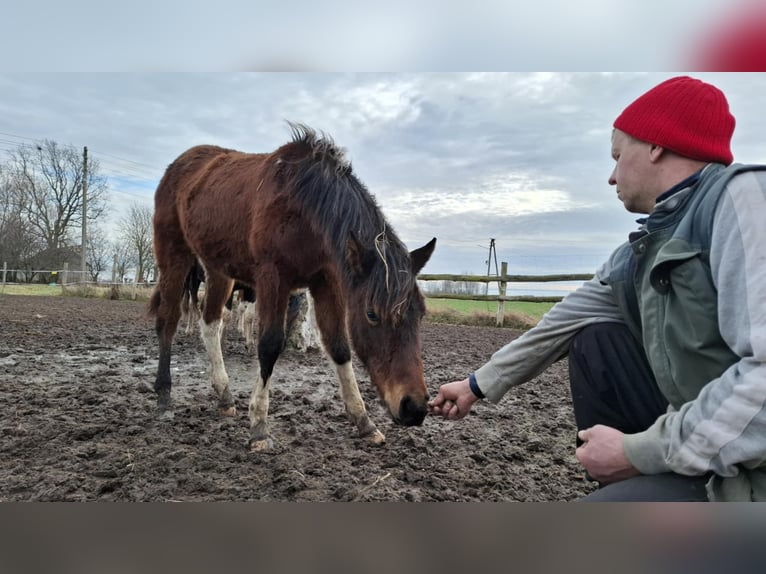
[3,260,591,326]
[1,262,156,286]
[418,262,593,326]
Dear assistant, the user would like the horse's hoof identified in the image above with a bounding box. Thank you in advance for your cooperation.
[158,409,175,421]
[367,430,386,445]
[219,406,237,417]
[249,438,274,452]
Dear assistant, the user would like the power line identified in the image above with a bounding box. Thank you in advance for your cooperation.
[0,130,38,142]
[97,162,159,181]
[0,128,162,177]
[91,149,162,171]
[110,188,154,202]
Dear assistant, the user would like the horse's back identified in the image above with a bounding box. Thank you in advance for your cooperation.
[159,145,236,192]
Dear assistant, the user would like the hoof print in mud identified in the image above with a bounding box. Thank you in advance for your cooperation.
[249,438,275,452]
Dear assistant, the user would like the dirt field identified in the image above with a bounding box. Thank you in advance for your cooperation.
[0,294,596,501]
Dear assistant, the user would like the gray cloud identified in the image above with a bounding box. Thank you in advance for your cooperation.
[1,72,764,276]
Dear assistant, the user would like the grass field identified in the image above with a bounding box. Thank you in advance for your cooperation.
[0,284,63,296]
[425,297,553,327]
[0,284,555,326]
[425,297,554,317]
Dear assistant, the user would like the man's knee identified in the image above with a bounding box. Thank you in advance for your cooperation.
[570,322,631,357]
[580,473,710,502]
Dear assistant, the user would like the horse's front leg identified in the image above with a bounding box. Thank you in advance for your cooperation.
[249,323,286,451]
[310,282,385,445]
[199,273,236,416]
[248,282,288,451]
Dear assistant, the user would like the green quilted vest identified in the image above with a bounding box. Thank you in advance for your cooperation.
[602,163,761,408]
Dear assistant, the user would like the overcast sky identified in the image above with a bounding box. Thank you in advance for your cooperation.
[1,73,765,279]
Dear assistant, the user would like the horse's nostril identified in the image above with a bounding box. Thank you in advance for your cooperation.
[399,395,427,426]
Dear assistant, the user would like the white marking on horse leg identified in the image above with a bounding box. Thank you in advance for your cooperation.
[336,361,384,444]
[248,372,273,451]
[199,316,236,415]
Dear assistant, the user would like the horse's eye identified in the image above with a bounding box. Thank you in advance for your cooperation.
[366,309,380,325]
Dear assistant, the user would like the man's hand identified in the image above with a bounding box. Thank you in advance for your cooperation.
[427,378,479,420]
[576,424,640,484]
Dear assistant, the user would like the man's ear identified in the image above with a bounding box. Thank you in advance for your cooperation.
[649,144,666,163]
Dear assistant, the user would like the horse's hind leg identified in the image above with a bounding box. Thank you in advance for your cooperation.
[198,269,236,416]
[310,281,385,445]
[152,262,192,419]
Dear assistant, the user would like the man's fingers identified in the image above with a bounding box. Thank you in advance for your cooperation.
[428,393,444,408]
[427,394,445,415]
[578,428,590,442]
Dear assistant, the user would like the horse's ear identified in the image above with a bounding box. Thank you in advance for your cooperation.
[346,232,370,278]
[410,238,436,275]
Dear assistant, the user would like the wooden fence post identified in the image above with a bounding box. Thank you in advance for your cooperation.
[62,262,69,285]
[2,262,6,286]
[496,262,507,327]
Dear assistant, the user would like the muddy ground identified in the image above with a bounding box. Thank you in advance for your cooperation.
[0,294,596,501]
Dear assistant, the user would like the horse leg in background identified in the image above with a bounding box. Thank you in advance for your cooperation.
[235,290,246,334]
[151,261,194,420]
[310,281,385,445]
[248,276,290,452]
[240,286,257,353]
[198,269,236,416]
[185,267,203,335]
[181,286,191,333]
[284,290,305,350]
[182,268,198,335]
[220,289,235,350]
[289,289,320,351]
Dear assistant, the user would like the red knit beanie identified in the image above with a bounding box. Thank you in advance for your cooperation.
[613,76,735,165]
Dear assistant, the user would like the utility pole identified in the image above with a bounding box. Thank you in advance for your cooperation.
[81,146,88,284]
[485,238,499,295]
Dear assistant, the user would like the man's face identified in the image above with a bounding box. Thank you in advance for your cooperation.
[609,129,655,214]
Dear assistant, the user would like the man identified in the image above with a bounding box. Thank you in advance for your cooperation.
[428,76,766,501]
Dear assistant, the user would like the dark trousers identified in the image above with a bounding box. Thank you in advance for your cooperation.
[568,322,710,502]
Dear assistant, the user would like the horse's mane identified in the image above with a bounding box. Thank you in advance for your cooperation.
[280,123,413,319]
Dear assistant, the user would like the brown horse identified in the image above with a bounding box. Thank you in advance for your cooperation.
[148,124,436,451]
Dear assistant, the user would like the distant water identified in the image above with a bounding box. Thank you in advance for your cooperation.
[419,280,589,299]
[490,281,585,298]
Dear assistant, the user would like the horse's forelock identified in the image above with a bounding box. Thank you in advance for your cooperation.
[367,235,415,324]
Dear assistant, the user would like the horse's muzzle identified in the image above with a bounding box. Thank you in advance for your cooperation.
[397,395,428,426]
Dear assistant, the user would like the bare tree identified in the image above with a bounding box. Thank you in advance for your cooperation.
[118,203,154,283]
[434,272,483,295]
[112,239,133,282]
[0,163,40,279]
[86,225,112,282]
[7,139,109,251]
